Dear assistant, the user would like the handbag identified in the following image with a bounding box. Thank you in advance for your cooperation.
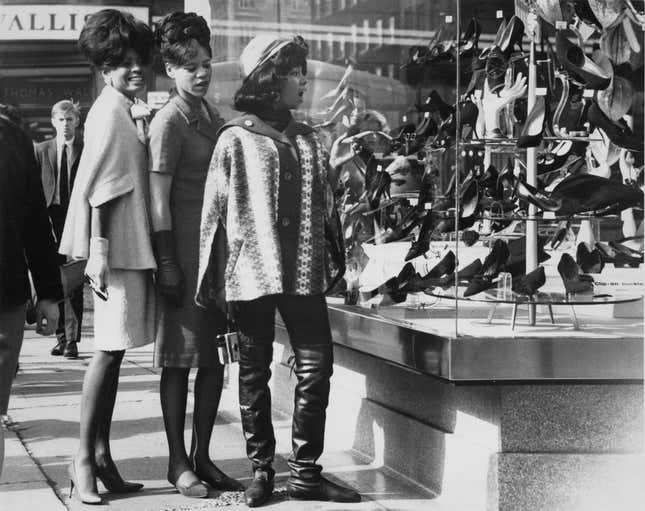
[215,305,240,365]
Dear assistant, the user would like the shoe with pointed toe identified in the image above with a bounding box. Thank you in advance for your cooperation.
[517,96,546,148]
[608,241,643,268]
[195,464,245,492]
[418,250,456,284]
[587,102,644,153]
[557,253,594,294]
[576,242,604,274]
[497,15,524,57]
[405,210,440,261]
[459,17,482,57]
[68,461,102,505]
[168,471,209,498]
[287,476,361,503]
[485,46,508,93]
[512,265,546,295]
[464,274,496,297]
[462,230,480,247]
[515,175,562,212]
[433,258,483,290]
[95,463,143,493]
[555,32,611,90]
[481,239,510,278]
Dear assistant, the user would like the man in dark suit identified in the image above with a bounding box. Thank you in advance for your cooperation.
[34,100,84,359]
[1,112,62,477]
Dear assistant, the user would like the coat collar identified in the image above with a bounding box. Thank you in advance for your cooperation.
[221,113,314,147]
[171,94,221,143]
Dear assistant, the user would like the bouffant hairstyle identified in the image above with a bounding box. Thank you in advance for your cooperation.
[234,37,308,113]
[156,12,212,66]
[78,9,154,68]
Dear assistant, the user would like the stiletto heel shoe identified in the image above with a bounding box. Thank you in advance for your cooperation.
[464,239,510,297]
[498,15,524,57]
[558,253,594,294]
[576,242,604,274]
[517,95,546,148]
[95,464,144,493]
[68,462,102,504]
[512,265,546,295]
[555,31,611,90]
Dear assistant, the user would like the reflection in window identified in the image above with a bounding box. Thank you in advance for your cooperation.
[238,0,255,9]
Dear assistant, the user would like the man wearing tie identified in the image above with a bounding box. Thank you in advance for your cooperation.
[35,100,84,359]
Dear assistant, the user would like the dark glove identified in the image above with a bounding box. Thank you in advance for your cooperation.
[153,230,184,306]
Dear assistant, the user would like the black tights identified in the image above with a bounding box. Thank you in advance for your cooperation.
[160,366,224,480]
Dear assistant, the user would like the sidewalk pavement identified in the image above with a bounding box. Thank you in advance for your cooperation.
[1,312,435,511]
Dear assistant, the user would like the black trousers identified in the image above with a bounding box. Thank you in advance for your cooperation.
[233,293,333,479]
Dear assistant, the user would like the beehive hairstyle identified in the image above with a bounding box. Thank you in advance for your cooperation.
[233,36,308,113]
[155,12,212,66]
[78,9,154,68]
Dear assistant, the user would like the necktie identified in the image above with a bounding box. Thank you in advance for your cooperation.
[59,144,69,209]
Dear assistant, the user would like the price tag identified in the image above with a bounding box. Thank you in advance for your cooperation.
[445,15,453,23]
[424,111,430,118]
[583,89,594,98]
[535,87,547,96]
[555,21,567,30]
[496,10,503,19]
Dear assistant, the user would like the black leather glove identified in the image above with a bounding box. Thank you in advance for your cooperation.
[153,230,184,306]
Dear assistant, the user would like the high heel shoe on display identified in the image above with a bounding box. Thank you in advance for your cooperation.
[576,242,605,274]
[608,241,644,267]
[485,46,508,93]
[557,253,594,294]
[555,31,611,90]
[497,15,524,57]
[464,239,510,297]
[517,95,546,148]
[587,102,644,153]
[459,17,481,57]
[68,461,102,505]
[405,210,440,261]
[168,471,209,498]
[95,463,144,493]
[512,265,546,296]
[434,258,483,289]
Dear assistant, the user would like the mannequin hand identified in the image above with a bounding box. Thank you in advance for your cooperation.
[35,299,59,336]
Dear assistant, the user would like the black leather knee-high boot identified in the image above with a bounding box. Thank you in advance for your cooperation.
[286,343,361,503]
[238,333,276,507]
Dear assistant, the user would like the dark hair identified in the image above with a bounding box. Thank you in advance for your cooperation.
[156,12,212,66]
[0,103,23,126]
[234,36,308,113]
[78,9,154,68]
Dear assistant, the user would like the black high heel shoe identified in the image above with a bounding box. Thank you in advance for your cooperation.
[609,241,644,268]
[514,174,562,212]
[517,95,546,148]
[486,46,508,93]
[68,461,102,505]
[555,32,611,90]
[587,102,644,153]
[557,253,594,294]
[497,15,524,57]
[464,239,510,297]
[512,265,546,296]
[576,242,604,274]
[475,18,507,68]
[459,17,481,58]
[95,463,144,493]
[405,210,440,261]
[434,258,484,289]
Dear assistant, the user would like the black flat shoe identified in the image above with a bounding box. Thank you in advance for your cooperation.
[557,253,594,294]
[555,31,611,90]
[576,242,604,274]
[287,476,361,503]
[512,265,546,295]
[195,465,245,492]
[517,95,546,148]
[245,468,274,508]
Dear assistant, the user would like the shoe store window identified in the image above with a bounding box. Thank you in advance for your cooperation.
[203,0,644,382]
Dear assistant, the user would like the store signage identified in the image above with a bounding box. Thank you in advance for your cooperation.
[0,5,149,40]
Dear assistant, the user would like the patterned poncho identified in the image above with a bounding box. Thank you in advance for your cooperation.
[196,114,334,304]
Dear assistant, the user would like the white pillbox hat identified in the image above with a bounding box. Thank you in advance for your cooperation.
[239,34,292,78]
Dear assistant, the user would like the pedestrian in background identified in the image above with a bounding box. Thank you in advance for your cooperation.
[196,34,360,507]
[34,100,84,359]
[148,11,243,498]
[59,9,156,504]
[1,111,62,479]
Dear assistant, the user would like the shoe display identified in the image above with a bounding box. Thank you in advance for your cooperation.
[576,242,605,274]
[555,31,611,90]
[557,253,594,294]
[512,265,546,295]
[464,240,509,297]
[517,96,546,148]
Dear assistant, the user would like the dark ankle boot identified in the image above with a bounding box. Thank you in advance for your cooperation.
[287,475,361,503]
[238,333,276,480]
[245,467,274,507]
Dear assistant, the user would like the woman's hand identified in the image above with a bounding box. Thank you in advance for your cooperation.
[86,237,110,292]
